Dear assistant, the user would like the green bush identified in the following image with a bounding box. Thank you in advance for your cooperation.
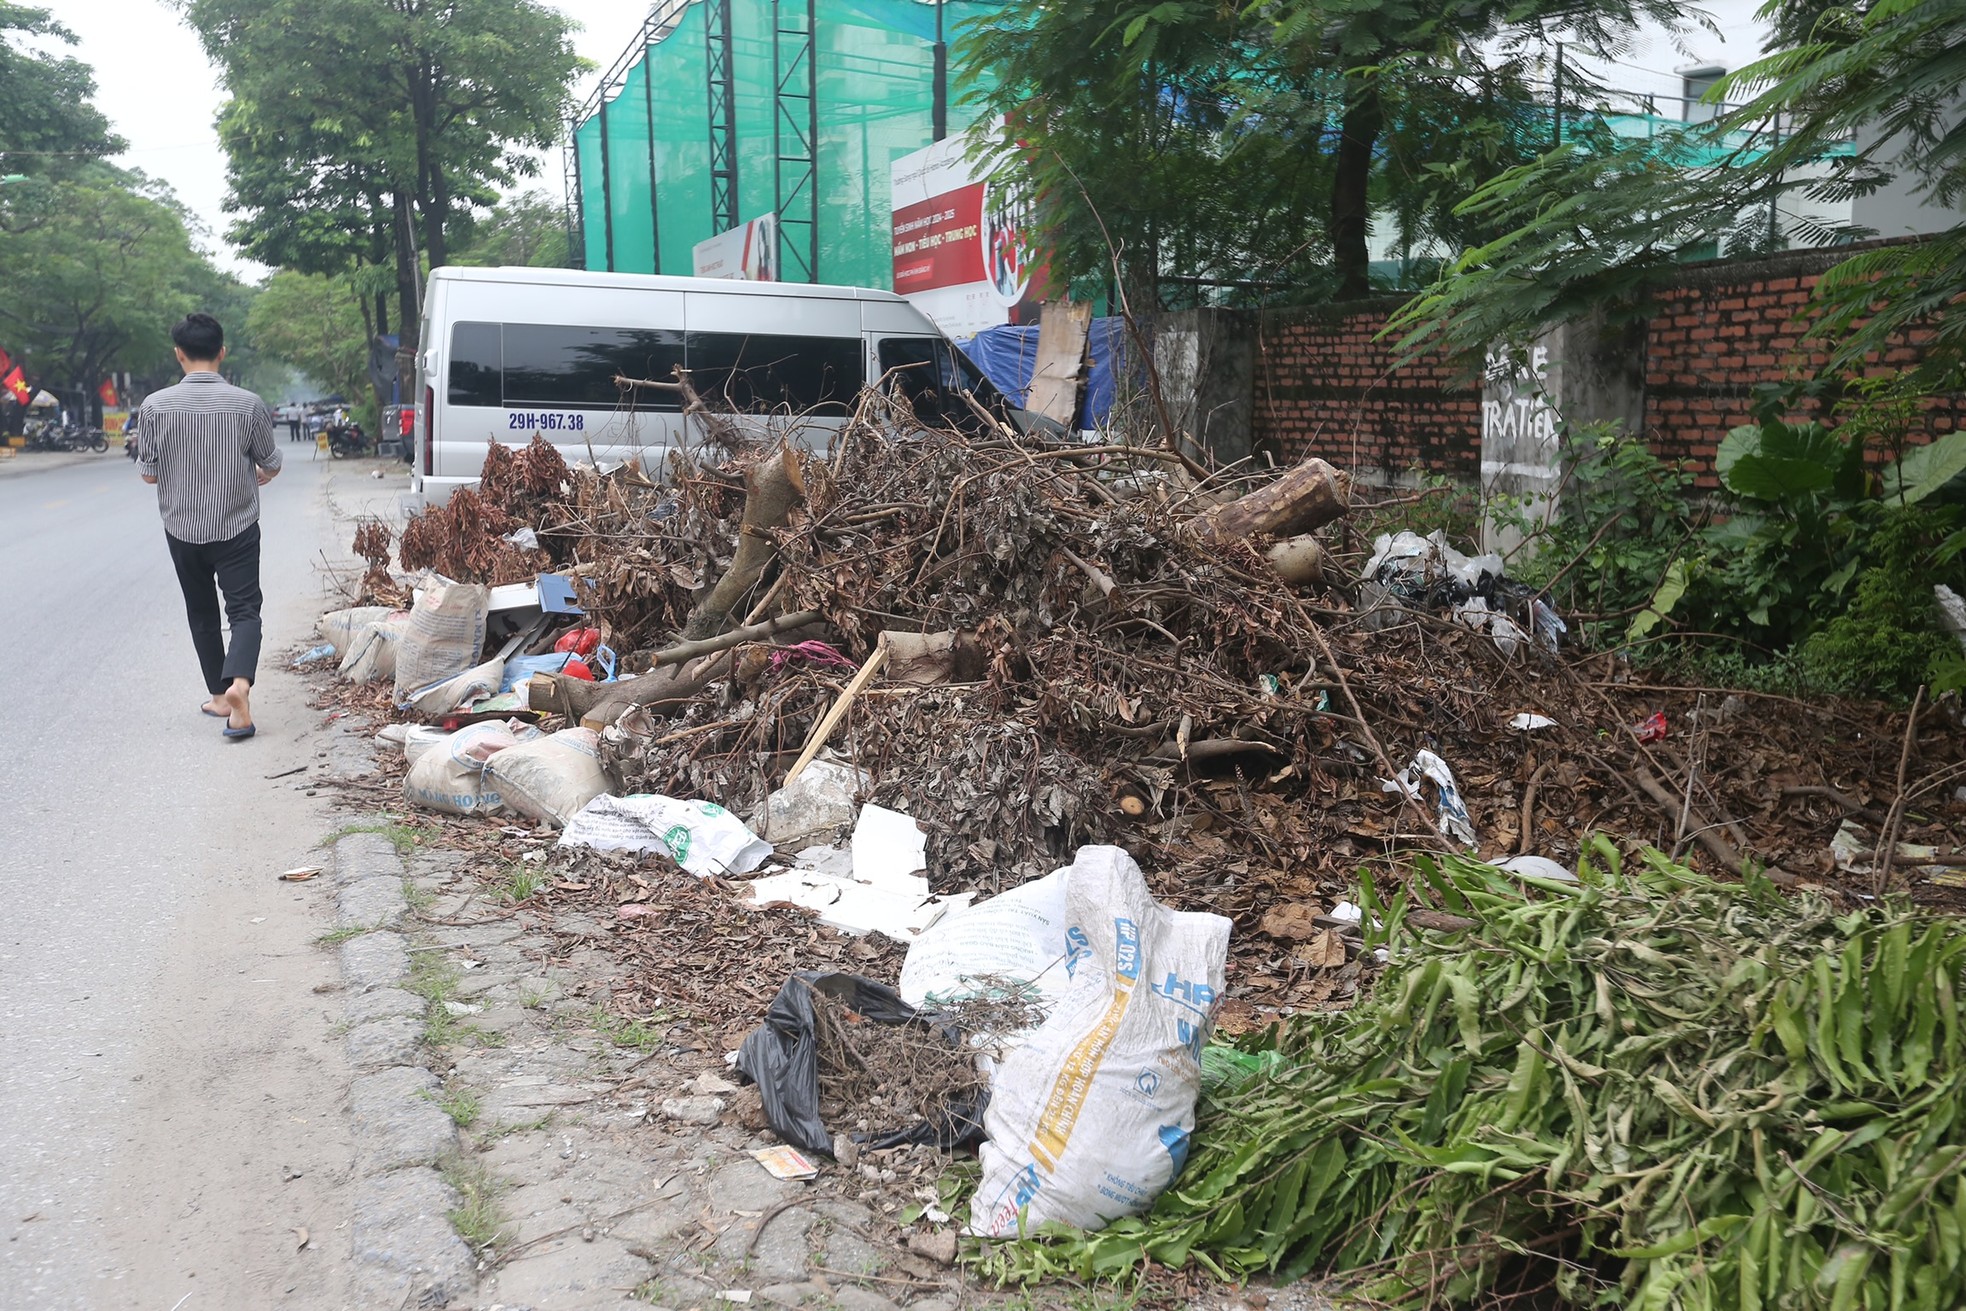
[1796,508,1959,696]
[1490,393,1964,701]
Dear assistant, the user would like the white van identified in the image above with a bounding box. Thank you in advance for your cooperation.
[411,266,1031,502]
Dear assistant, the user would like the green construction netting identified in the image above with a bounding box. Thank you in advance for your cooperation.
[573,0,1004,288]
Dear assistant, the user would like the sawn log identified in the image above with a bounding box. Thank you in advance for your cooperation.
[1186,456,1350,545]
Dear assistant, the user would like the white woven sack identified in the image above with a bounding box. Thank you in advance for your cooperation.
[394,582,489,702]
[971,845,1230,1237]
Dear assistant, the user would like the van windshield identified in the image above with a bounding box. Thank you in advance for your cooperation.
[877,337,1016,430]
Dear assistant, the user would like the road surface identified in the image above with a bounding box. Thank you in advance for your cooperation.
[0,450,358,1309]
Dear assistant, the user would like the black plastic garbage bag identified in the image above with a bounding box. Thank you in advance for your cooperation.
[734,971,988,1157]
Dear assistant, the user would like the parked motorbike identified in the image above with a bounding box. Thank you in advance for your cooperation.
[66,425,108,453]
[26,421,107,452]
[325,422,370,459]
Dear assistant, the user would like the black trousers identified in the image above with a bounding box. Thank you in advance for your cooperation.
[166,522,264,694]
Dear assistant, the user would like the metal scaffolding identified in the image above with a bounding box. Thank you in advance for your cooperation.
[704,0,740,235]
[562,125,585,270]
[772,0,820,282]
[569,0,1000,285]
[567,2,689,272]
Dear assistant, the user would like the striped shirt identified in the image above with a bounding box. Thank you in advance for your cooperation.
[135,372,281,543]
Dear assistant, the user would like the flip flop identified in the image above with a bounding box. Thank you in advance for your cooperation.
[201,706,227,718]
[222,724,257,741]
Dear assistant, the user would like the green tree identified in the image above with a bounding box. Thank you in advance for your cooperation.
[1390,0,1966,389]
[0,165,208,420]
[963,0,1689,304]
[245,272,372,415]
[180,0,582,351]
[450,189,571,268]
[0,3,122,181]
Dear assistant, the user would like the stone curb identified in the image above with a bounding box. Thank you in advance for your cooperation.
[331,830,476,1307]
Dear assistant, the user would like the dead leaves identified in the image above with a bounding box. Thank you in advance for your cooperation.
[1258,901,1323,942]
[1297,928,1349,971]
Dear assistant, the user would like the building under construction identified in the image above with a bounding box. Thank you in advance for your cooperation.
[568,0,1001,289]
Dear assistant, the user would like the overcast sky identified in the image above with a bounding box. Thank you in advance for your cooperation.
[53,0,658,279]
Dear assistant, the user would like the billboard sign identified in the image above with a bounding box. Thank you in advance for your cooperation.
[890,124,1040,337]
[693,213,779,281]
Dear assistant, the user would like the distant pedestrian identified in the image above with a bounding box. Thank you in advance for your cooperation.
[134,312,281,741]
[284,402,303,442]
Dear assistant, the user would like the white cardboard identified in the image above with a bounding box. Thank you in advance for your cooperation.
[850,803,930,898]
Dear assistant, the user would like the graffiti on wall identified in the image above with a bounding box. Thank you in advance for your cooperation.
[1479,343,1562,554]
[1480,345,1558,454]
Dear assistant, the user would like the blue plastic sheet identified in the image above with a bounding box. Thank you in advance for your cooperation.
[502,652,575,691]
[957,317,1132,430]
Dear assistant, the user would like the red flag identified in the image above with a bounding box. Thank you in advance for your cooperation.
[98,378,118,407]
[2,367,30,407]
[0,348,12,376]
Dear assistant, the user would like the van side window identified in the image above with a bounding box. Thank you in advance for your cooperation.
[685,332,864,415]
[448,323,503,407]
[503,325,687,411]
[447,322,687,412]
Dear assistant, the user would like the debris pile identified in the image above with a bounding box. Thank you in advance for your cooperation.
[326,400,1966,1015]
[304,389,1966,1288]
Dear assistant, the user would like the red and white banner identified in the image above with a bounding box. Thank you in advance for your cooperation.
[890,123,1042,338]
[891,182,984,296]
[693,214,779,281]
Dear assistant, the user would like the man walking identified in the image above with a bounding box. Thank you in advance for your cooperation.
[134,312,281,741]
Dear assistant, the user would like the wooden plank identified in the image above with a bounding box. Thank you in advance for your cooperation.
[1026,300,1093,427]
[782,636,891,787]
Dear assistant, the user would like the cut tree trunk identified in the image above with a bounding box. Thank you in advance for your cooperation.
[1265,535,1327,586]
[528,656,724,732]
[1027,299,1093,426]
[536,608,826,730]
[1186,457,1350,546]
[681,447,806,640]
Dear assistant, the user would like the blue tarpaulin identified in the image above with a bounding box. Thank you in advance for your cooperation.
[957,318,1130,430]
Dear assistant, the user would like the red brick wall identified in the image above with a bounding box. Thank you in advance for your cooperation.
[1250,301,1480,481]
[1645,244,1966,488]
[1246,238,1964,485]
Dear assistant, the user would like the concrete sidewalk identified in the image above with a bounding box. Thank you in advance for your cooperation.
[0,447,122,480]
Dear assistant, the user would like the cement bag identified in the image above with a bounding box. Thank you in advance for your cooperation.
[394,582,489,702]
[318,605,391,657]
[899,868,1072,1010]
[340,614,408,684]
[971,845,1231,1237]
[559,794,772,877]
[401,721,522,816]
[487,728,611,828]
[407,656,504,715]
[401,726,450,764]
[403,720,538,766]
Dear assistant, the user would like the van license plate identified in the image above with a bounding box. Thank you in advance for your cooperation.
[506,411,586,433]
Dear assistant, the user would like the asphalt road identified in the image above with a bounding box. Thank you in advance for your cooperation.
[0,450,358,1308]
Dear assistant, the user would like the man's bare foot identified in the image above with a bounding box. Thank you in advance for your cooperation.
[201,695,229,717]
[224,678,254,731]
